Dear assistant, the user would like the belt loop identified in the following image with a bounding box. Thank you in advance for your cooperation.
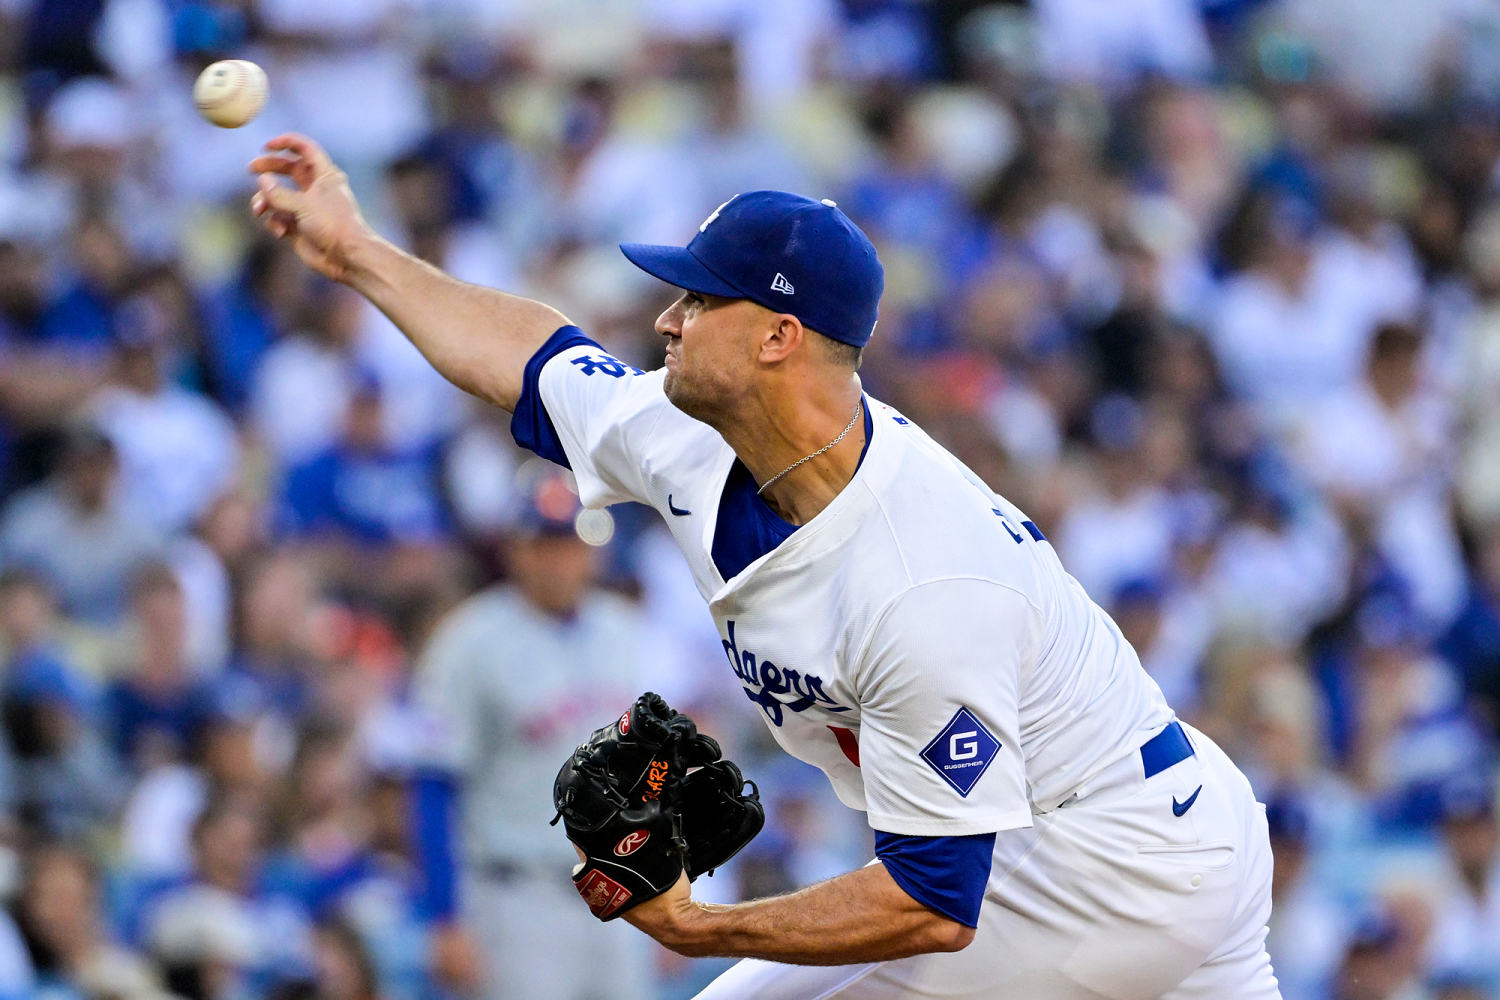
[1140,721,1194,780]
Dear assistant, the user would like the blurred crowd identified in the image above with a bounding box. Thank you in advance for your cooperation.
[1,0,1500,998]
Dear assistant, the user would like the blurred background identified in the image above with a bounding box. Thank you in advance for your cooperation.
[0,0,1499,998]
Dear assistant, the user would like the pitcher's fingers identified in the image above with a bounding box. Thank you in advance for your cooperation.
[260,213,290,239]
[253,175,304,216]
[262,133,334,174]
[248,153,301,177]
[249,189,292,237]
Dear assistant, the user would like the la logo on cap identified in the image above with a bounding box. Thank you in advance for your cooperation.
[771,273,795,295]
[699,196,736,233]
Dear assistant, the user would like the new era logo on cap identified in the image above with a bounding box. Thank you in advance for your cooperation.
[771,273,795,295]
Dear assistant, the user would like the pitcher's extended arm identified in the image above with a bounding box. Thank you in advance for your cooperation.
[249,133,564,412]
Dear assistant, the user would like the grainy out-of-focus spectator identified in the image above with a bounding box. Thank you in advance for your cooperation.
[1424,777,1500,991]
[89,319,240,537]
[145,794,313,1000]
[0,425,162,626]
[105,562,216,771]
[0,567,117,839]
[16,844,166,1000]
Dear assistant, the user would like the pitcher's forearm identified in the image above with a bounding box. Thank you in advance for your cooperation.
[634,863,975,965]
[344,233,568,412]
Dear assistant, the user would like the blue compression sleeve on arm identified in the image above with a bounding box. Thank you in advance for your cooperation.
[873,831,996,929]
[411,769,461,922]
[509,325,602,467]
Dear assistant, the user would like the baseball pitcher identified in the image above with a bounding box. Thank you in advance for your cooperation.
[250,134,1282,999]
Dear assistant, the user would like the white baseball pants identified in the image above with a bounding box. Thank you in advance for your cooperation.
[692,723,1282,999]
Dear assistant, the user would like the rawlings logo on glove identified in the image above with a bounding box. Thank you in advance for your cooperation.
[552,692,764,919]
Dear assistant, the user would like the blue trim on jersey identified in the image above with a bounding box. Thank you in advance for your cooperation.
[873,830,996,929]
[410,768,460,922]
[509,325,602,468]
[710,400,874,580]
[711,461,800,580]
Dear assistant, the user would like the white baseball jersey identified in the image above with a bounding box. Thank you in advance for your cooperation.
[528,336,1175,836]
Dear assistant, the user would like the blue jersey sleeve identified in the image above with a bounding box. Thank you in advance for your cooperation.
[873,830,996,929]
[410,768,461,922]
[509,325,603,467]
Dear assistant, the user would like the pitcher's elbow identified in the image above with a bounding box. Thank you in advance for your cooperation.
[919,917,976,954]
[943,923,977,952]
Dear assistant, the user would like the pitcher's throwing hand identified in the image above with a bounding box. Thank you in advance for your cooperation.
[249,133,373,283]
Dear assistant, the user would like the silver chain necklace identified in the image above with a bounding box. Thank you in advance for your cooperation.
[757,398,864,496]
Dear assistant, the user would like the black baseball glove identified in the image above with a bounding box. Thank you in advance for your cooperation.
[552,692,764,919]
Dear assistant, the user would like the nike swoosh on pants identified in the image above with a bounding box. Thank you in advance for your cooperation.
[1172,785,1203,817]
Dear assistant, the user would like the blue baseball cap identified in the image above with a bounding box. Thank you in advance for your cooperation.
[620,191,885,349]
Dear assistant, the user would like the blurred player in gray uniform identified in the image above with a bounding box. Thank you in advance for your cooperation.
[412,470,655,1000]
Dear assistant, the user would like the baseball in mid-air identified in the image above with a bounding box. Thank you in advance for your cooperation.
[193,59,267,129]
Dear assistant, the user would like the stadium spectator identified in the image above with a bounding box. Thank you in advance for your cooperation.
[0,425,162,625]
[89,321,240,537]
[1290,321,1464,629]
[105,563,217,771]
[1425,778,1500,991]
[278,919,383,1000]
[34,216,131,355]
[249,282,369,470]
[0,568,116,839]
[1264,792,1352,1000]
[144,795,314,1000]
[202,241,312,416]
[1331,911,1421,1000]
[118,674,270,879]
[225,551,324,726]
[168,488,265,678]
[275,374,457,601]
[14,844,165,1000]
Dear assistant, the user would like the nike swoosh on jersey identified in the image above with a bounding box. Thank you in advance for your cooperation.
[667,494,691,516]
[1172,785,1203,817]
